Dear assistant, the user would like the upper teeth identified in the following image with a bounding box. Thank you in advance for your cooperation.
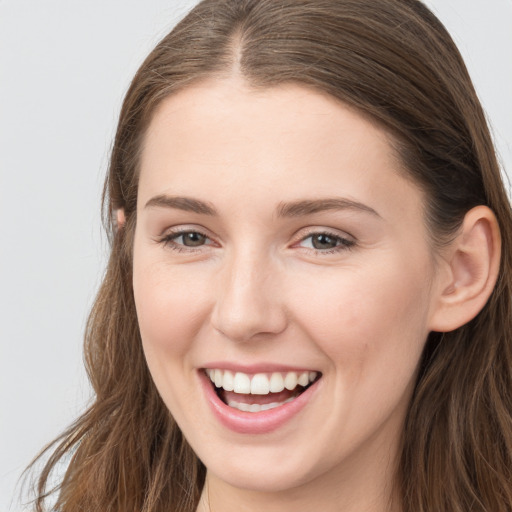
[206,369,318,395]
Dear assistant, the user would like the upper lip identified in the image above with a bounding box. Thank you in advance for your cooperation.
[200,362,321,375]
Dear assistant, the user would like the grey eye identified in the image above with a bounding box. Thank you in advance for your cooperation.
[178,232,208,247]
[310,233,339,250]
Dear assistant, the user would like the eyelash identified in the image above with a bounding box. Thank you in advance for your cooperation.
[296,230,356,254]
[158,228,213,253]
[157,228,356,255]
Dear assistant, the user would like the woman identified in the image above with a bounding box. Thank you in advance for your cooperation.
[31,0,512,511]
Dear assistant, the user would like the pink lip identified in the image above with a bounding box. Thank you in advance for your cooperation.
[202,361,317,374]
[198,369,321,435]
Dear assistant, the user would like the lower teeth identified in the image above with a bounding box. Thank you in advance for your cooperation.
[227,396,296,413]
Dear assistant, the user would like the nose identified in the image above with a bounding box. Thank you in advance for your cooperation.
[210,249,288,343]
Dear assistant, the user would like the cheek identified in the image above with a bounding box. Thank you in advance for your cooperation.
[132,253,217,424]
[289,259,432,378]
[133,256,213,362]
[284,259,433,445]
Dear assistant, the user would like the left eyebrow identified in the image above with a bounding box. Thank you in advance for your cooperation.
[276,198,381,218]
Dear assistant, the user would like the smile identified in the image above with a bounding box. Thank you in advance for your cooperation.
[203,368,321,418]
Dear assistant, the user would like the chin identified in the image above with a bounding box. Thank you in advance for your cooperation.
[209,461,320,494]
[195,439,333,494]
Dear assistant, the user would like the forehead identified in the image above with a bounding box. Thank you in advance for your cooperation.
[142,78,394,157]
[138,78,424,227]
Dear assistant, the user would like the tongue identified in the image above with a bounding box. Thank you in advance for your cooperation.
[220,387,301,405]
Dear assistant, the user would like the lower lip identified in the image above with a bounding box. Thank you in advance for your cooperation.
[199,371,321,434]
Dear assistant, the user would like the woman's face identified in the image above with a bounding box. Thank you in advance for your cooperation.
[133,78,443,495]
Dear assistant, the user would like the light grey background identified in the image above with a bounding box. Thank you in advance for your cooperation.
[1,1,510,510]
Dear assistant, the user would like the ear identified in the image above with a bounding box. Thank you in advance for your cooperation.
[116,208,126,229]
[428,206,501,332]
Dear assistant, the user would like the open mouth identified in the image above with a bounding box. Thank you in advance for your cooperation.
[204,369,322,413]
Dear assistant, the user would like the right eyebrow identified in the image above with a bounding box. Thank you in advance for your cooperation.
[144,195,218,216]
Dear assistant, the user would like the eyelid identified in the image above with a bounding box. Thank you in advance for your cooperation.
[293,226,355,243]
[157,225,218,252]
[156,225,356,254]
[292,227,356,253]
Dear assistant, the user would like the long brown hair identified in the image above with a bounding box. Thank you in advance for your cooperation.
[30,1,512,510]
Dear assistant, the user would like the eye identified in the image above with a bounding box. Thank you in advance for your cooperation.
[158,229,214,251]
[298,231,355,252]
[174,231,208,247]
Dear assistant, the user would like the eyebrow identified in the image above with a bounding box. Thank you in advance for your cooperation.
[145,195,218,215]
[144,194,380,218]
[276,198,380,218]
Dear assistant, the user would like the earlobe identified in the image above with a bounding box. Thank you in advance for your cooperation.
[428,206,501,332]
[116,208,126,229]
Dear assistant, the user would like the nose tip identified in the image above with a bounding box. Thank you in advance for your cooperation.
[212,306,286,343]
[210,261,287,343]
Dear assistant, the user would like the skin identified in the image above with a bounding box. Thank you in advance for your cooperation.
[131,77,496,512]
